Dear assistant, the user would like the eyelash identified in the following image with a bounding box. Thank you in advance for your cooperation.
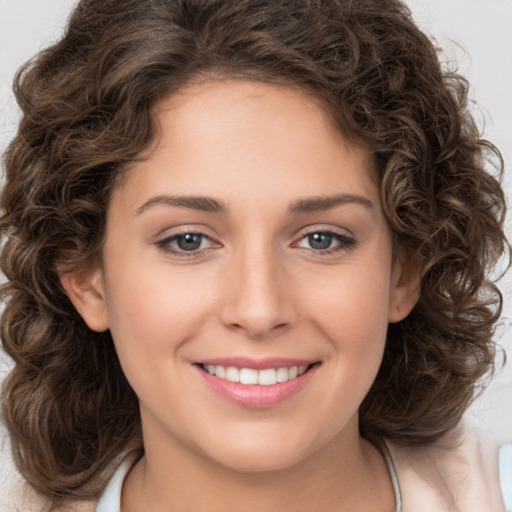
[155,230,356,258]
[292,231,356,255]
[155,232,218,258]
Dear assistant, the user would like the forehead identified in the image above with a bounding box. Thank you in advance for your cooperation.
[114,80,379,215]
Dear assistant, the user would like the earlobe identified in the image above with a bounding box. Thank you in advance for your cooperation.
[60,265,110,332]
[388,248,421,323]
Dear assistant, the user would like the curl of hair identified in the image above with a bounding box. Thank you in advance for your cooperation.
[0,0,507,506]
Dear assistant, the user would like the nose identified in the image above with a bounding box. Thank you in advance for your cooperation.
[219,246,297,340]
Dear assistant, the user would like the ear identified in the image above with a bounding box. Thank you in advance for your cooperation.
[59,264,110,332]
[388,247,420,323]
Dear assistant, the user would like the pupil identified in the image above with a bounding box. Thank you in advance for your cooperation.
[177,234,202,251]
[309,232,332,250]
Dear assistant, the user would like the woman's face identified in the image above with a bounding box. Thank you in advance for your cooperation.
[67,80,417,473]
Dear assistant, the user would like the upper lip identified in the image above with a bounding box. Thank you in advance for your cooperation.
[195,357,318,370]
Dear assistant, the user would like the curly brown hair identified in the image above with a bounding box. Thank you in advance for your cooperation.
[0,0,507,507]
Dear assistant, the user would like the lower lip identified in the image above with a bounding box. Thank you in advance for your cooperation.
[196,365,319,409]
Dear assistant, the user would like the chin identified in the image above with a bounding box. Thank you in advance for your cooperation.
[214,449,306,474]
[197,430,322,474]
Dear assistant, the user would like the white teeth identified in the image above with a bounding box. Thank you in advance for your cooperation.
[239,368,258,385]
[225,367,239,382]
[258,368,277,385]
[204,364,310,385]
[276,367,289,382]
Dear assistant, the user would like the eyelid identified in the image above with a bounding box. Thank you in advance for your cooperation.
[292,224,354,241]
[151,222,219,240]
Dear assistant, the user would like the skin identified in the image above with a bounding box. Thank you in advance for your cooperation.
[63,80,419,511]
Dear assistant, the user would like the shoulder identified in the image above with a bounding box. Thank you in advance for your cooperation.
[2,450,139,512]
[2,481,96,512]
[386,422,505,511]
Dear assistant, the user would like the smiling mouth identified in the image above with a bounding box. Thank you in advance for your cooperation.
[196,360,320,408]
[199,364,313,386]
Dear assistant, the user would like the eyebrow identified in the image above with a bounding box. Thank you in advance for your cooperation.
[288,194,373,214]
[136,195,228,214]
[136,192,373,216]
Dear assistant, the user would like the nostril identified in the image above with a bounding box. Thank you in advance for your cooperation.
[227,320,291,340]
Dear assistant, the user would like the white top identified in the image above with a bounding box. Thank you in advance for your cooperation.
[94,445,402,512]
[95,456,136,512]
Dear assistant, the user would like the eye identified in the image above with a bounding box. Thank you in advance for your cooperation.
[304,232,334,250]
[174,233,205,251]
[294,230,356,253]
[156,232,218,256]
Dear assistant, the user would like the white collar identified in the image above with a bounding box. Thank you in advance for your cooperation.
[95,455,136,512]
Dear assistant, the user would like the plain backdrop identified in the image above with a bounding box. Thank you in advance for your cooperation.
[1,0,511,509]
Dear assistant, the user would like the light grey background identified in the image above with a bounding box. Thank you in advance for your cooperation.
[1,0,511,509]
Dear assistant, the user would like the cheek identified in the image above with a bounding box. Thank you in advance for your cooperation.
[306,263,392,350]
[103,272,218,421]
[103,262,218,370]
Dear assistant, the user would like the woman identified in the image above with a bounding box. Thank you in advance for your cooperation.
[0,0,507,510]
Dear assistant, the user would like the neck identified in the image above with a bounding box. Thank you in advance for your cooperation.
[122,419,396,512]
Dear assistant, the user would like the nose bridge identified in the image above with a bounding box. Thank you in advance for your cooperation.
[220,238,295,338]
